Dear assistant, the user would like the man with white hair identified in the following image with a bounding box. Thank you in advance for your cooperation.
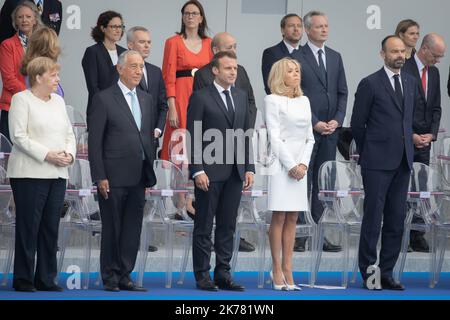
[88,50,158,292]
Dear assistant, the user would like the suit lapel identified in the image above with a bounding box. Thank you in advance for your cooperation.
[209,86,233,126]
[302,44,327,88]
[379,68,402,112]
[408,59,426,100]
[112,85,140,132]
[137,89,149,129]
[278,41,290,57]
[99,42,114,66]
[402,75,412,118]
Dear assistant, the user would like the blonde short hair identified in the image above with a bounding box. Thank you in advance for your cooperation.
[268,58,303,97]
[27,57,60,88]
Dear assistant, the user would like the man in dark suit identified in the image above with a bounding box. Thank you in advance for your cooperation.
[261,13,303,94]
[351,36,419,290]
[193,32,256,253]
[187,51,255,291]
[127,26,168,152]
[298,11,348,252]
[87,50,157,292]
[0,0,62,43]
[402,33,446,252]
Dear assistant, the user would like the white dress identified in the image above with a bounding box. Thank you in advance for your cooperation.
[263,94,315,211]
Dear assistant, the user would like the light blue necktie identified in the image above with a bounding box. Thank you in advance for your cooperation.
[128,91,141,131]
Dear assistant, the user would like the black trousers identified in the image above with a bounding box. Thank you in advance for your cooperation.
[97,177,146,286]
[0,110,10,142]
[11,178,66,288]
[358,156,411,279]
[192,166,243,282]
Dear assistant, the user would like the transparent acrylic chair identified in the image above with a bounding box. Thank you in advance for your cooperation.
[136,159,192,288]
[66,105,87,142]
[57,159,100,289]
[0,133,12,170]
[394,163,445,287]
[0,166,13,286]
[76,131,88,160]
[311,160,364,288]
[230,174,266,287]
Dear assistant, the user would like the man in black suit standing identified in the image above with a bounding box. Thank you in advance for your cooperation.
[187,51,255,291]
[402,33,446,252]
[261,13,303,94]
[88,50,157,292]
[298,11,348,252]
[0,0,62,43]
[351,36,418,290]
[127,26,168,154]
[193,32,256,253]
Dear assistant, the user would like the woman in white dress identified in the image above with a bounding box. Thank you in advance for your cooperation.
[264,57,315,290]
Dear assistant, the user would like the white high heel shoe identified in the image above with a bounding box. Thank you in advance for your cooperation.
[270,271,288,291]
[282,274,302,291]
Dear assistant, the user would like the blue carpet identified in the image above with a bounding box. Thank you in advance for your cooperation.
[0,272,449,300]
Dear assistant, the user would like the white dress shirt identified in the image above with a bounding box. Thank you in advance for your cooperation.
[383,65,403,93]
[283,40,301,54]
[307,41,327,69]
[117,80,139,112]
[108,49,118,65]
[213,81,235,111]
[414,53,427,97]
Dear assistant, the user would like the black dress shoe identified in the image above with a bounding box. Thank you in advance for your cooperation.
[104,284,120,292]
[215,278,245,291]
[13,283,36,292]
[294,237,307,252]
[148,245,158,252]
[323,237,342,252]
[36,284,64,292]
[238,238,255,252]
[119,281,148,292]
[196,278,219,291]
[381,277,405,290]
[410,235,429,252]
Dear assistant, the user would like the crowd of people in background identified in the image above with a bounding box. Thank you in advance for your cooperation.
[0,0,448,293]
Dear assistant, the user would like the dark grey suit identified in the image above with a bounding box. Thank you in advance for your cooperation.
[297,43,348,223]
[87,83,157,286]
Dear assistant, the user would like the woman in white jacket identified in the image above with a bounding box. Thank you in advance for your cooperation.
[8,57,76,292]
[264,57,315,290]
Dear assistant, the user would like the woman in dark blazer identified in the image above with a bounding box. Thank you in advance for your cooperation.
[81,10,126,113]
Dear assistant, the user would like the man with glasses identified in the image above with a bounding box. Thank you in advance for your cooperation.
[402,33,446,252]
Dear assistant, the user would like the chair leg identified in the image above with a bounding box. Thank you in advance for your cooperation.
[1,227,14,287]
[434,232,447,286]
[311,224,325,286]
[308,226,317,287]
[350,232,360,283]
[230,227,242,276]
[165,223,173,288]
[428,227,437,288]
[257,223,265,289]
[136,222,149,287]
[81,228,92,290]
[394,225,411,282]
[177,229,192,285]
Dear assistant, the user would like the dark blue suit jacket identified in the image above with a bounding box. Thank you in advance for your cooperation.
[82,42,127,112]
[139,61,168,134]
[351,68,418,171]
[297,43,348,129]
[261,41,301,94]
[187,85,255,182]
[402,57,441,140]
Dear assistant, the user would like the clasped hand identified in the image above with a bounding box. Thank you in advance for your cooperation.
[288,164,307,181]
[45,150,73,167]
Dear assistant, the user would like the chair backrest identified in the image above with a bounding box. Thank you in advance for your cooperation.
[0,133,12,170]
[66,105,86,126]
[440,136,450,188]
[0,165,13,224]
[409,162,446,224]
[67,159,97,222]
[76,131,88,158]
[349,139,359,162]
[318,160,363,224]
